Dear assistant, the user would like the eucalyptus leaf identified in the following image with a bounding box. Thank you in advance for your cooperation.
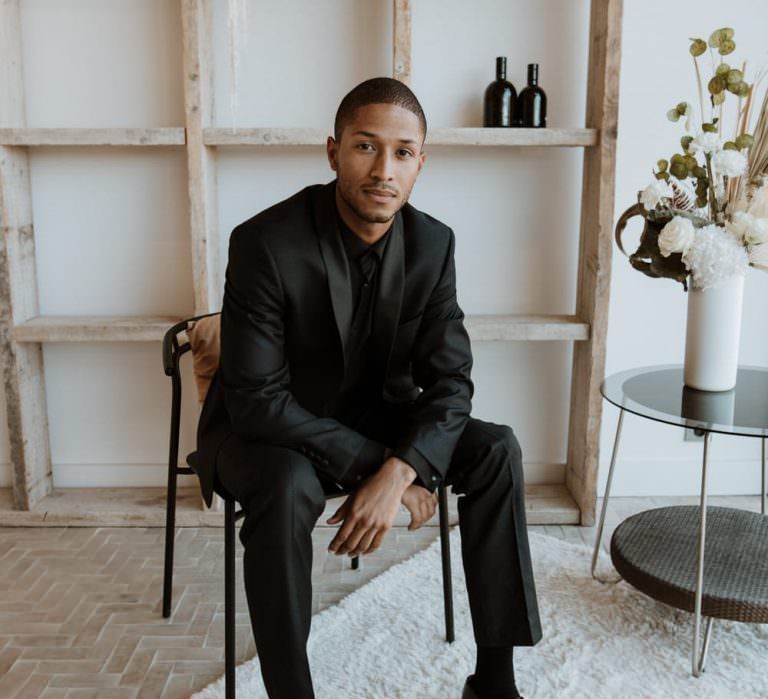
[689,38,707,57]
[708,75,726,94]
[708,27,735,48]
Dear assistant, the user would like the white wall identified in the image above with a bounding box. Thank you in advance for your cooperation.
[1,0,766,496]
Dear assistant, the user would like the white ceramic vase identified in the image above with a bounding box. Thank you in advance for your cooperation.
[683,273,745,391]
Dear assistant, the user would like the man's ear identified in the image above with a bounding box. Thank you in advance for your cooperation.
[327,136,338,172]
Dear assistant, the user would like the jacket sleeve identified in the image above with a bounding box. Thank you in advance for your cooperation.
[392,228,474,491]
[218,224,386,484]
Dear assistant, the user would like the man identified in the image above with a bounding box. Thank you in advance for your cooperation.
[196,77,542,699]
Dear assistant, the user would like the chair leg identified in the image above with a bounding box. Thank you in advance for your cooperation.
[225,498,236,699]
[162,465,178,619]
[438,484,455,643]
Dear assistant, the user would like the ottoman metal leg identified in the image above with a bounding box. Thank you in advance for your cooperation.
[692,430,714,677]
[591,408,625,583]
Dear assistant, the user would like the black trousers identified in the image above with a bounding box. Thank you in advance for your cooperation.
[215,398,543,699]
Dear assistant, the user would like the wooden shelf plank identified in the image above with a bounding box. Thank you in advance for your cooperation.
[0,484,580,526]
[466,314,589,341]
[203,126,598,147]
[13,315,185,342]
[12,313,588,343]
[0,128,186,146]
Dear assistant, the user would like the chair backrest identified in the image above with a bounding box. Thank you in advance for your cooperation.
[185,313,222,405]
[162,312,222,406]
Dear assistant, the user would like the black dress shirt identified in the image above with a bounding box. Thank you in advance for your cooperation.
[331,208,440,491]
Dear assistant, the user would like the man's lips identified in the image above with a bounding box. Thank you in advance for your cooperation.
[364,189,396,201]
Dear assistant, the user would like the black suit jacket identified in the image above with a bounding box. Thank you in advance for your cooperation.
[194,177,474,508]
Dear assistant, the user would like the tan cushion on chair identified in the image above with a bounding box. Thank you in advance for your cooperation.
[186,315,221,405]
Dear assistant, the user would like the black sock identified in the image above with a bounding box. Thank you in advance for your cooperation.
[473,645,517,698]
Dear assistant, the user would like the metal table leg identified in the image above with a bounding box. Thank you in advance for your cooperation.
[692,430,715,677]
[761,437,766,516]
[591,407,625,583]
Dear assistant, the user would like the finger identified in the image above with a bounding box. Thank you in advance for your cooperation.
[340,521,369,555]
[356,528,378,556]
[330,515,362,553]
[326,497,350,525]
[349,526,376,556]
[367,528,387,554]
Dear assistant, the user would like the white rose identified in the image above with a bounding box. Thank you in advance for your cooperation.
[658,215,696,257]
[689,131,721,156]
[712,149,748,177]
[747,184,768,219]
[640,179,673,211]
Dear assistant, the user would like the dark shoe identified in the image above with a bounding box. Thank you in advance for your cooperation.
[461,674,524,699]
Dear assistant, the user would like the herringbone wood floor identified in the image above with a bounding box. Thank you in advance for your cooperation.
[0,495,763,698]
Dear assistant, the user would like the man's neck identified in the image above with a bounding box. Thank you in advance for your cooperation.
[335,189,392,245]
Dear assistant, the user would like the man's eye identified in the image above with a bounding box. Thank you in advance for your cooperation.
[399,149,413,157]
[357,143,373,150]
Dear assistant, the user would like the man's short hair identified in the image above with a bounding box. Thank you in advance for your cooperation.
[334,77,427,147]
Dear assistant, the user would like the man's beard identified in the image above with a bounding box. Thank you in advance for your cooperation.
[336,174,406,224]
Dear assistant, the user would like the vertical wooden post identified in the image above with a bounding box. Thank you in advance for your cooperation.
[393,0,412,85]
[181,0,220,315]
[0,0,53,509]
[566,0,623,526]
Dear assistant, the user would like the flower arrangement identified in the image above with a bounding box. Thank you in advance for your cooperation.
[615,27,768,291]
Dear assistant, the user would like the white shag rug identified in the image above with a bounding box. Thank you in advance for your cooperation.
[191,528,768,698]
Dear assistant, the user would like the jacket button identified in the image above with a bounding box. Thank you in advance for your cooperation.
[431,475,437,481]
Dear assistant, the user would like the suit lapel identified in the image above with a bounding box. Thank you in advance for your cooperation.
[311,178,405,377]
[373,207,405,377]
[313,179,354,371]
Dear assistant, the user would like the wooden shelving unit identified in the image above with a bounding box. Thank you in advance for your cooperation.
[0,0,623,526]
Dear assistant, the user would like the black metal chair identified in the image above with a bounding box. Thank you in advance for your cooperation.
[161,312,455,699]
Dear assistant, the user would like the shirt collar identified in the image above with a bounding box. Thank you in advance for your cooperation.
[336,207,392,262]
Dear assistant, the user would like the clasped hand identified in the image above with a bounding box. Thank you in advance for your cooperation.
[326,448,438,557]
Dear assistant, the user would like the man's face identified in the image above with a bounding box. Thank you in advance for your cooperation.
[327,102,426,229]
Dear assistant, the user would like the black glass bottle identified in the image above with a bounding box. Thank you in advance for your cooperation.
[517,63,547,127]
[483,56,517,127]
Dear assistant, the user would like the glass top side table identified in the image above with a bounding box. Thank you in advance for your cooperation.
[592,364,768,677]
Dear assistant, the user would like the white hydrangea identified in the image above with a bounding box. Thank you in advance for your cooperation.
[726,211,768,245]
[689,131,722,156]
[712,149,748,177]
[681,223,749,289]
[640,179,673,211]
[658,216,696,257]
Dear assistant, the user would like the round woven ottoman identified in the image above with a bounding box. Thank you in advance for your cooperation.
[610,505,768,622]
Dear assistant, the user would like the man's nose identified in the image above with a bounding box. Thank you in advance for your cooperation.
[370,151,396,181]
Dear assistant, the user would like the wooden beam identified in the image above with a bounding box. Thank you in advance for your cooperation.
[0,483,580,526]
[0,128,185,146]
[566,0,624,527]
[465,314,589,341]
[0,0,53,510]
[203,126,598,148]
[13,315,184,343]
[11,313,588,343]
[393,0,412,85]
[181,0,220,315]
